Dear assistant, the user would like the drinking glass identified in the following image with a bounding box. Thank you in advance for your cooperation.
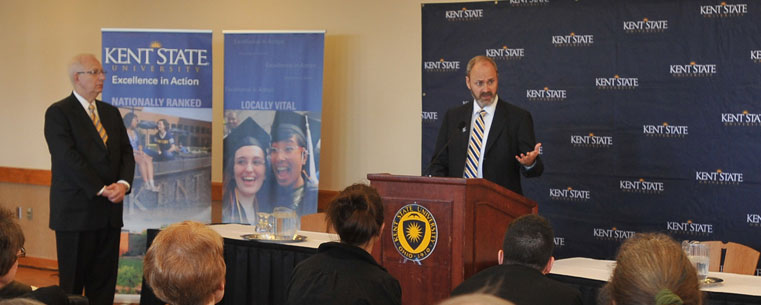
[273,207,300,237]
[682,240,710,282]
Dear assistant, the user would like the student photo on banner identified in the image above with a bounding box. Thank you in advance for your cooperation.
[118,108,212,218]
[222,110,321,225]
[223,117,270,224]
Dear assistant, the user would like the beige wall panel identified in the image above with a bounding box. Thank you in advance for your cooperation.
[0,183,57,260]
[0,0,479,259]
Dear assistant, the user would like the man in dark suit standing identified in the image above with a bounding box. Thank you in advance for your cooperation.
[44,54,135,305]
[450,215,582,305]
[429,55,542,195]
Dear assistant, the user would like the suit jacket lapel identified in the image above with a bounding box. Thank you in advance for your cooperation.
[454,102,474,162]
[484,99,507,156]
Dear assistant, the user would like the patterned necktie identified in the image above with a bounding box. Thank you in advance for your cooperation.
[89,103,108,145]
[464,109,486,178]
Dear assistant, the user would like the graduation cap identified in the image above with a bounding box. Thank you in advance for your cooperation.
[271,111,307,144]
[223,117,271,168]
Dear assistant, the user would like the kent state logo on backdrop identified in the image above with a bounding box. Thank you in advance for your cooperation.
[551,32,594,47]
[553,236,565,248]
[391,204,438,263]
[423,58,461,73]
[669,62,717,78]
[444,7,484,22]
[752,50,761,63]
[548,186,590,201]
[722,110,761,127]
[642,122,688,138]
[700,2,748,18]
[485,45,525,61]
[509,0,549,7]
[666,220,714,236]
[595,75,639,90]
[619,178,664,194]
[570,133,613,148]
[695,169,744,185]
[526,87,566,102]
[593,227,636,241]
[421,111,439,124]
[748,213,761,228]
[623,18,669,33]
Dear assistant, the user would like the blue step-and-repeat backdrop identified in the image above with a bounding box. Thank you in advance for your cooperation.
[421,0,761,274]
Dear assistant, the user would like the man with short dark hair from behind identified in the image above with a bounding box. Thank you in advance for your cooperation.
[450,214,582,305]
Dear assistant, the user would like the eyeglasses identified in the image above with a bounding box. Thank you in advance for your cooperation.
[268,146,303,156]
[77,69,107,76]
[17,247,26,258]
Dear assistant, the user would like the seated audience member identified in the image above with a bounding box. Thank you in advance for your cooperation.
[599,233,703,305]
[438,293,515,305]
[0,213,28,299]
[451,214,582,305]
[143,221,225,305]
[285,184,401,305]
[0,208,67,305]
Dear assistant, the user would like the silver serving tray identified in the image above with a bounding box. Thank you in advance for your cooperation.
[241,233,307,243]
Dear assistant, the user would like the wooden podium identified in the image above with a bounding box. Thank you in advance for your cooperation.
[368,174,537,305]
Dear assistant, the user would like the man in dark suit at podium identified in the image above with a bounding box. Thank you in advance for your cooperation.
[428,55,542,195]
[450,215,582,305]
[44,54,135,305]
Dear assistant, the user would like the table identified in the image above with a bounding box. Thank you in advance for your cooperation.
[140,224,339,305]
[549,257,761,305]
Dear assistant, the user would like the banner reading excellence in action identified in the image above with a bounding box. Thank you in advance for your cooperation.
[422,1,761,274]
[101,28,213,295]
[223,31,324,226]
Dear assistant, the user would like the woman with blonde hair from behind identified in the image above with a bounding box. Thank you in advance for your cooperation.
[438,293,514,305]
[600,233,703,305]
[144,221,225,305]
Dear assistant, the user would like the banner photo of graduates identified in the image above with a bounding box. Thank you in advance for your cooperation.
[422,1,761,274]
[102,28,213,294]
[223,31,324,226]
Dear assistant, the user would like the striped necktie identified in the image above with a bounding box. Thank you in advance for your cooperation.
[89,103,109,146]
[464,109,486,178]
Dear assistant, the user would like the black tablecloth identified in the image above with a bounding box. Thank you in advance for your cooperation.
[140,229,318,305]
[548,274,761,305]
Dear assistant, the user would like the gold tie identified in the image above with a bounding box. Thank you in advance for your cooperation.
[89,103,109,145]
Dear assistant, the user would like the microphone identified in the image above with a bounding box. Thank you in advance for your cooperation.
[424,121,467,176]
